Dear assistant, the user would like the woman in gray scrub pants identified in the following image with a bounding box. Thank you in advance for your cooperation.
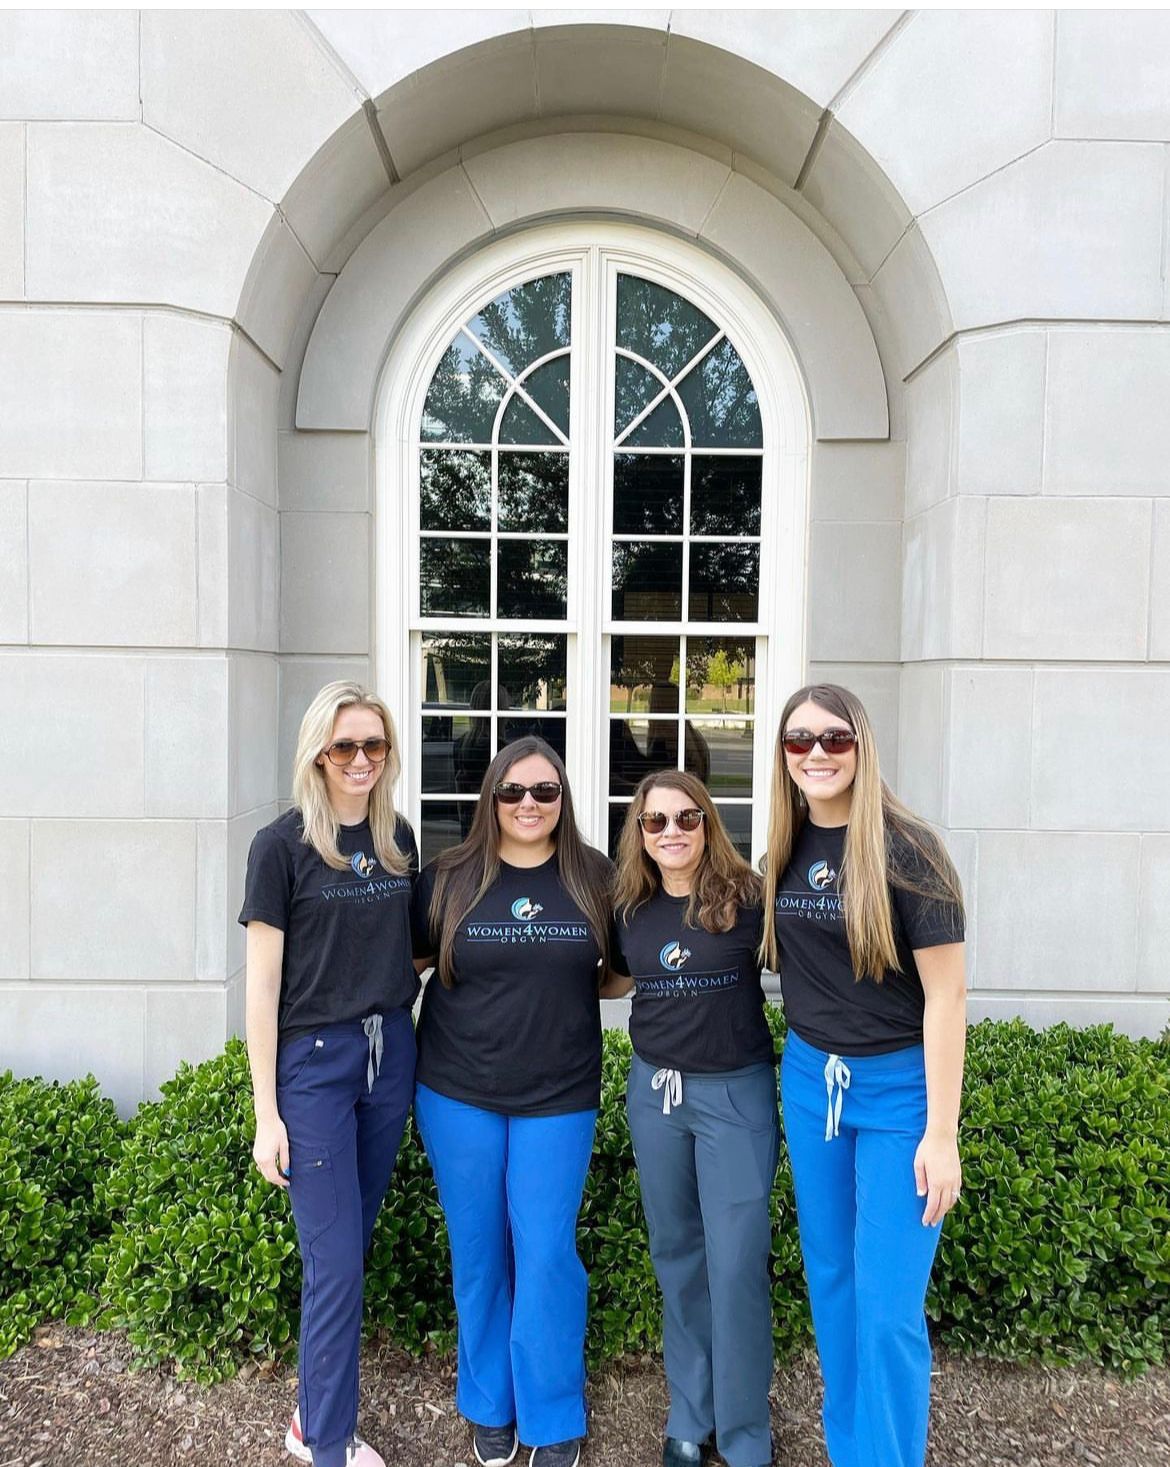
[602,770,778,1467]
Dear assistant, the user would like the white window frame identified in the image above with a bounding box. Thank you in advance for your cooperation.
[375,221,811,862]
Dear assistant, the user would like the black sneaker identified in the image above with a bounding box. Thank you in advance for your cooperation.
[474,1423,519,1467]
[530,1442,581,1467]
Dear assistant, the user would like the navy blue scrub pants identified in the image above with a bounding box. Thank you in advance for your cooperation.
[626,1055,780,1467]
[413,1083,597,1447]
[780,1029,943,1467]
[277,1010,415,1467]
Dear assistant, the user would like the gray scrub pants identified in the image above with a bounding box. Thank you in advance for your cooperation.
[626,1053,780,1467]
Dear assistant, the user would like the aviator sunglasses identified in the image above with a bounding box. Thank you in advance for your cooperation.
[638,808,705,834]
[494,781,563,804]
[781,727,857,756]
[323,737,391,766]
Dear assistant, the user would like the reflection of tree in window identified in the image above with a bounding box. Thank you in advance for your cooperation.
[677,339,762,447]
[468,274,571,378]
[688,543,760,622]
[499,454,568,532]
[616,276,717,381]
[420,450,491,531]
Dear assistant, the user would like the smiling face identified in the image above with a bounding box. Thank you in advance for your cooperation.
[782,698,857,827]
[495,751,562,865]
[315,704,388,821]
[640,783,707,894]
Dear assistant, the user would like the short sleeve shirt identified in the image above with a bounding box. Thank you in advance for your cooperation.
[238,808,419,1039]
[412,854,607,1117]
[773,821,964,1055]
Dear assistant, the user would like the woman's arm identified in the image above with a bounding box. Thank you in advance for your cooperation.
[245,921,290,1190]
[598,971,635,1000]
[914,941,966,1227]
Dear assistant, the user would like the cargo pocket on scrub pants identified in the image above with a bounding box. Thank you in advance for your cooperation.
[288,1147,338,1245]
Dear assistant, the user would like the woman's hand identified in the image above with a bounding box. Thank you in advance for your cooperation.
[913,1131,961,1227]
[253,1111,291,1189]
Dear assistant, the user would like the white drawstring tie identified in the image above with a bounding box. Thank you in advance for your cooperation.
[823,1053,851,1140]
[652,1067,683,1115]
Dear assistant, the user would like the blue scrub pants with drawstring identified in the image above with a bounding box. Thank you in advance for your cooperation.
[413,1083,597,1447]
[780,1028,943,1467]
[277,1010,416,1467]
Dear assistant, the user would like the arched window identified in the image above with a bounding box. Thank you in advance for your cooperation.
[377,225,809,865]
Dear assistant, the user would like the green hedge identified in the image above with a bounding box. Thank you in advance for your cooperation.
[0,1070,125,1356]
[2,1014,1168,1380]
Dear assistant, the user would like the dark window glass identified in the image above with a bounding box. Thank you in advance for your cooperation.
[419,449,491,532]
[499,716,566,762]
[612,541,682,621]
[465,273,572,379]
[610,635,679,714]
[421,633,491,707]
[498,633,568,711]
[499,452,568,533]
[521,357,570,436]
[613,454,683,534]
[421,336,508,443]
[690,456,762,536]
[690,719,753,796]
[614,355,662,439]
[607,803,630,860]
[420,800,475,864]
[609,718,678,795]
[715,802,753,861]
[498,540,568,619]
[683,637,755,715]
[676,337,762,448]
[616,275,718,382]
[622,394,684,449]
[420,539,490,616]
[499,392,559,446]
[688,543,760,622]
[421,714,485,793]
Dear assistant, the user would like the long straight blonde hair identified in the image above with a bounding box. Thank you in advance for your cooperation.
[760,683,963,978]
[291,681,410,875]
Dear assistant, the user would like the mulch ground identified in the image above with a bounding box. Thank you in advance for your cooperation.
[1,1326,1167,1467]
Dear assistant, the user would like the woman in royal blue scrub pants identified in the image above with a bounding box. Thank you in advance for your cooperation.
[762,683,967,1467]
[411,735,612,1467]
[242,681,418,1467]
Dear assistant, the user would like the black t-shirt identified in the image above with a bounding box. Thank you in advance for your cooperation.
[612,892,775,1073]
[238,808,419,1039]
[412,854,606,1117]
[773,820,964,1056]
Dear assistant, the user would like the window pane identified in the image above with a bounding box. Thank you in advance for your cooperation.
[422,337,508,443]
[612,541,682,621]
[522,357,570,436]
[420,800,474,864]
[466,273,572,379]
[498,540,568,619]
[676,337,763,448]
[610,635,679,713]
[607,803,631,860]
[421,539,490,616]
[684,637,756,715]
[688,543,760,622]
[609,718,678,794]
[614,355,662,439]
[691,456,762,536]
[617,275,719,382]
[714,802,753,862]
[499,453,568,533]
[613,454,683,534]
[498,633,568,711]
[421,633,491,707]
[499,392,560,446]
[622,394,684,449]
[690,718,753,795]
[421,714,487,793]
[420,449,490,531]
[500,716,566,762]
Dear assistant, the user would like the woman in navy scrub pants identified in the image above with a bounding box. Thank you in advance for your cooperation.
[763,684,966,1467]
[412,736,612,1467]
[604,770,778,1467]
[242,681,419,1467]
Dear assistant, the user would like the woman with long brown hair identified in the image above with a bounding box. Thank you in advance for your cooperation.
[763,683,965,1467]
[605,770,778,1467]
[411,736,611,1467]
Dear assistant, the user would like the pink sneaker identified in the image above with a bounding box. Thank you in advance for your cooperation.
[286,1408,383,1466]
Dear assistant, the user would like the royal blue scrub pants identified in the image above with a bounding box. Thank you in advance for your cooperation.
[626,1055,779,1467]
[780,1029,943,1467]
[277,1011,416,1467]
[413,1083,598,1447]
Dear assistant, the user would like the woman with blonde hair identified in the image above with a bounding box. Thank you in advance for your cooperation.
[412,736,611,1467]
[241,681,418,1467]
[763,683,965,1467]
[604,770,778,1467]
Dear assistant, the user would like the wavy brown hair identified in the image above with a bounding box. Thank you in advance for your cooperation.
[424,736,611,987]
[614,770,761,934]
[760,683,964,978]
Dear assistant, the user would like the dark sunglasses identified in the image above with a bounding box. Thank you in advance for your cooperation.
[638,807,705,834]
[323,737,390,766]
[494,781,563,805]
[781,728,857,756]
